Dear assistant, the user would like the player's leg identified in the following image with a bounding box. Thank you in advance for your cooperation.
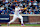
[8,17,17,24]
[18,15,24,26]
[8,15,17,25]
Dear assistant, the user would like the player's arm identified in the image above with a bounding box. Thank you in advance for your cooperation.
[18,7,24,10]
[19,7,27,10]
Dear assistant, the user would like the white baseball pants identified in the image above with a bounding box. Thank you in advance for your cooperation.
[8,14,23,24]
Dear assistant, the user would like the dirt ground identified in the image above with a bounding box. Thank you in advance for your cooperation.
[0,26,40,27]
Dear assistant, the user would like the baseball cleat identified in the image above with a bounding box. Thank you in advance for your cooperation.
[7,23,9,26]
[0,24,1,26]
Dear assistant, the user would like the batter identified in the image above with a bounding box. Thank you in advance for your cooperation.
[8,5,24,26]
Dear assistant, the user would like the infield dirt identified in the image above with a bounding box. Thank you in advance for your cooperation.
[0,26,40,27]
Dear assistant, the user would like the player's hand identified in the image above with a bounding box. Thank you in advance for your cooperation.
[24,7,27,10]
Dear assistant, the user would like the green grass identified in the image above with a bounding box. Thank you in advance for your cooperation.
[25,24,40,26]
[1,24,40,26]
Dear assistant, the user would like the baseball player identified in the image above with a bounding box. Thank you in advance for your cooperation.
[8,4,26,26]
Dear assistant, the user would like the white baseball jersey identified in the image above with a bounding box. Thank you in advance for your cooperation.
[15,7,21,15]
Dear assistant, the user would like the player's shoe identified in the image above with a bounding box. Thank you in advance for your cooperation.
[0,24,1,26]
[21,24,24,26]
[21,24,25,26]
[21,24,24,27]
[7,23,9,26]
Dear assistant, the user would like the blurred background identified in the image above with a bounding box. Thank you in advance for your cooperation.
[0,0,40,14]
[0,0,40,25]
